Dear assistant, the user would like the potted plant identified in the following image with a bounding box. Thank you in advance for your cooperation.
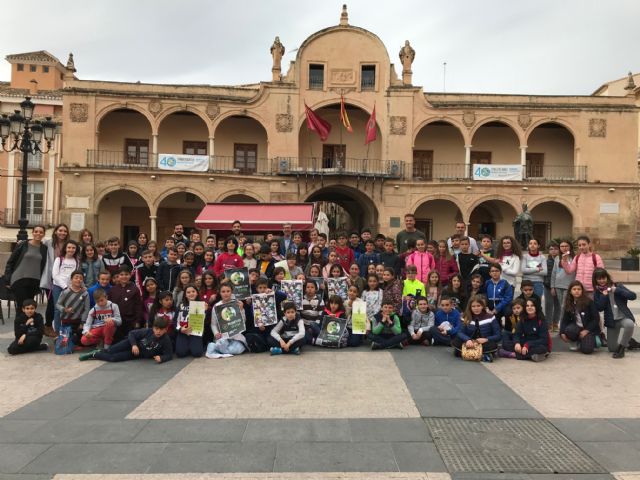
[621,248,640,271]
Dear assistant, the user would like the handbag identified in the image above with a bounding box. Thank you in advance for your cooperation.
[461,341,483,361]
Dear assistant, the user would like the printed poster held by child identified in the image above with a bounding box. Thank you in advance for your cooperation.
[251,292,278,326]
[187,301,206,336]
[327,277,349,301]
[281,280,304,310]
[224,267,251,299]
[213,301,246,339]
[315,315,348,348]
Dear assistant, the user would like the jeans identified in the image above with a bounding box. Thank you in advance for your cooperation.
[207,338,246,355]
[544,286,561,326]
[532,281,544,301]
[429,327,453,346]
[368,332,406,349]
[347,329,364,347]
[305,323,321,345]
[94,338,138,362]
[52,285,64,333]
[607,318,635,351]
[267,336,305,352]
[407,331,432,345]
[175,332,204,358]
[555,288,567,329]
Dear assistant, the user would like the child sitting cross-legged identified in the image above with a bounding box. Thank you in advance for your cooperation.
[79,316,173,363]
[369,299,406,350]
[8,299,48,355]
[407,296,435,346]
[269,301,305,355]
[452,294,501,362]
[513,299,550,362]
[429,296,461,346]
[81,288,122,350]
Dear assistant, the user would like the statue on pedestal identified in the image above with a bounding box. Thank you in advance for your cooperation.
[513,203,534,249]
[270,36,285,81]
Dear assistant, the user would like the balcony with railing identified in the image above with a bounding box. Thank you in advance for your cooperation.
[15,152,44,171]
[411,163,587,183]
[2,208,53,227]
[273,157,405,179]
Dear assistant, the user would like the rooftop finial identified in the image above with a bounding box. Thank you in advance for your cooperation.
[340,4,348,26]
[624,71,636,91]
[66,53,76,73]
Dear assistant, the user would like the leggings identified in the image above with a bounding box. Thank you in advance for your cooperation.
[175,332,204,358]
[607,318,635,351]
[9,278,40,311]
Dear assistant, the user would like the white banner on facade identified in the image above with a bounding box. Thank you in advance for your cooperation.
[472,164,523,181]
[158,154,209,172]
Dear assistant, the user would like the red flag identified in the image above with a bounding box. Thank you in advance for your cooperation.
[304,103,331,141]
[364,104,377,145]
[340,95,353,133]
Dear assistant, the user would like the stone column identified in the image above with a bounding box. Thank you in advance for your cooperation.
[152,134,158,168]
[520,145,527,178]
[209,137,215,169]
[464,145,471,178]
[149,215,157,241]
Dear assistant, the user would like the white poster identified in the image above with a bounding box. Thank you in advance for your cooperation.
[472,164,523,181]
[158,154,209,172]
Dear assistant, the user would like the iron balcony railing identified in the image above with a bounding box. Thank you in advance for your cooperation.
[2,208,53,227]
[523,164,588,182]
[273,157,405,179]
[15,152,44,171]
[411,163,587,183]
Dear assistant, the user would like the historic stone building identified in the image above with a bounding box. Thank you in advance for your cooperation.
[4,6,639,253]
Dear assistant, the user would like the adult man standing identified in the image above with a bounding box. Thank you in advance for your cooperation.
[396,213,426,254]
[231,220,243,240]
[278,223,293,256]
[447,221,479,254]
[171,223,188,245]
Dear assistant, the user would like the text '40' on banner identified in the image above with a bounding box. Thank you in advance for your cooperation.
[158,154,209,172]
[472,164,523,181]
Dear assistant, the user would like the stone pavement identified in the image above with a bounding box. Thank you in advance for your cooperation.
[1,287,640,479]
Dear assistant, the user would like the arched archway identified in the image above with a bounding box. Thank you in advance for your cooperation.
[156,191,206,241]
[468,200,518,240]
[470,121,521,166]
[213,115,268,174]
[525,122,576,180]
[530,201,574,248]
[298,103,382,172]
[413,121,466,180]
[414,199,463,241]
[221,194,260,203]
[96,108,152,166]
[305,185,378,233]
[158,111,210,158]
[96,189,151,244]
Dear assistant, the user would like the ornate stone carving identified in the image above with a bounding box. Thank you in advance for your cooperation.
[398,41,415,73]
[589,118,607,137]
[462,111,476,128]
[389,116,407,135]
[518,113,531,129]
[148,100,162,117]
[206,103,220,120]
[69,103,88,122]
[330,69,355,85]
[276,113,293,132]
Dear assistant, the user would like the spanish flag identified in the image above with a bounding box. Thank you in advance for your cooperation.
[340,95,353,133]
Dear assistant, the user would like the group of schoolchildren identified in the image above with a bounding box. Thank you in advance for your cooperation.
[5,218,638,364]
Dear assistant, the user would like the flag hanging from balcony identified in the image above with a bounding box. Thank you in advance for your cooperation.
[340,95,353,133]
[304,103,331,141]
[364,104,377,145]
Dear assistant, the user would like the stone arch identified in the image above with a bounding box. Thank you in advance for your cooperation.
[215,190,266,203]
[212,110,269,134]
[410,193,465,214]
[413,196,464,241]
[95,187,152,243]
[529,199,575,248]
[156,106,213,137]
[153,186,209,210]
[525,119,577,145]
[467,197,520,240]
[412,117,469,146]
[469,118,524,146]
[96,103,156,133]
[304,183,378,233]
[94,184,152,213]
[157,109,211,156]
[528,196,579,226]
[299,98,384,131]
[466,194,521,219]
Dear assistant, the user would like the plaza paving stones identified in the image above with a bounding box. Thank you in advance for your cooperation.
[483,351,640,418]
[51,474,453,480]
[0,351,101,417]
[128,351,420,419]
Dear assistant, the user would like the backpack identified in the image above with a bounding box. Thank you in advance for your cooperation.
[573,253,598,268]
[54,325,75,355]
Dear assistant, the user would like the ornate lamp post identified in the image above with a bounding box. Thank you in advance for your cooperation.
[0,97,56,242]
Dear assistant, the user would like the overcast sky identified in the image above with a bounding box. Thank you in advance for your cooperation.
[1,0,638,95]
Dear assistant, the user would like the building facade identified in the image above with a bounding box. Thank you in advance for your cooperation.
[17,6,639,253]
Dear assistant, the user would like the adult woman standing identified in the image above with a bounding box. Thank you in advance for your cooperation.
[77,229,94,250]
[40,223,70,337]
[3,225,48,310]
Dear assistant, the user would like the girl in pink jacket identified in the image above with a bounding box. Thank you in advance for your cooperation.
[406,238,435,284]
[561,235,603,294]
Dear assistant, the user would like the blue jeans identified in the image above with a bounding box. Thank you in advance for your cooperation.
[52,285,64,333]
[532,281,544,300]
[429,326,453,346]
[207,338,246,355]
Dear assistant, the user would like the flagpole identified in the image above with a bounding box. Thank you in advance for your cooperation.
[339,92,344,170]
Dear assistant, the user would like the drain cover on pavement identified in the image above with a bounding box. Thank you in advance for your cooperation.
[426,418,605,474]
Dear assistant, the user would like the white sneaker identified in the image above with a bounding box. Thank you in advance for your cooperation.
[569,342,579,352]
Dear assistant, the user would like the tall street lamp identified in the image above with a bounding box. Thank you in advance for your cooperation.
[0,97,57,242]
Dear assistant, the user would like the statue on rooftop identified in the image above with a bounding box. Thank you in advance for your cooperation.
[399,41,415,73]
[270,37,285,72]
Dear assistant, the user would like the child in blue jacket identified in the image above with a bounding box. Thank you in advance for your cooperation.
[485,264,513,326]
[452,294,501,362]
[429,296,461,346]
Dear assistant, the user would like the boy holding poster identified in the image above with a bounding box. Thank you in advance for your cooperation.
[268,302,305,355]
[175,285,204,358]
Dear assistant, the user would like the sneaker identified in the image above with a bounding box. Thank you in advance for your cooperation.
[530,353,546,362]
[482,353,493,363]
[37,344,48,351]
[291,347,301,355]
[569,343,579,352]
[613,345,626,359]
[394,342,404,350]
[371,343,383,351]
[628,338,640,350]
[43,326,56,338]
[270,347,282,356]
[497,348,516,359]
[78,349,100,361]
